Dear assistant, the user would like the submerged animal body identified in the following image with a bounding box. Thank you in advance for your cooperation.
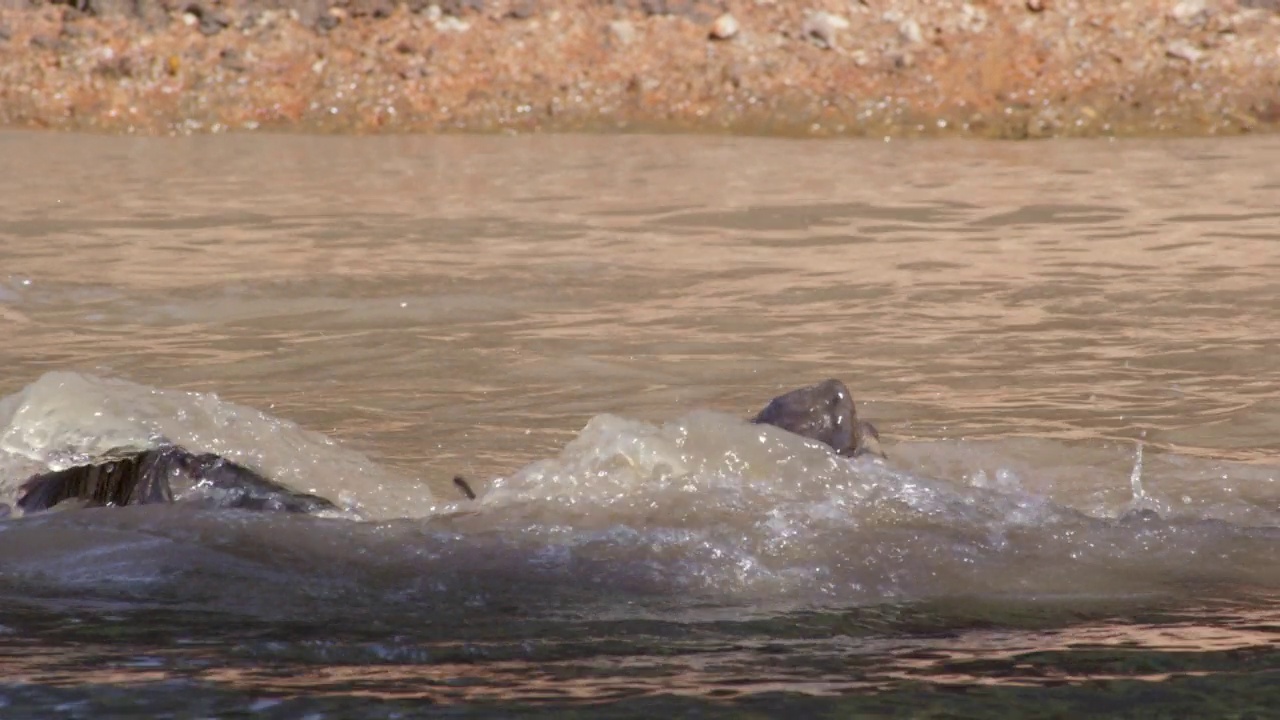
[15,445,337,515]
[11,379,885,516]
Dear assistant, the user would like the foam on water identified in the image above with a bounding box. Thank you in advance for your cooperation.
[0,372,1276,619]
[465,410,1277,604]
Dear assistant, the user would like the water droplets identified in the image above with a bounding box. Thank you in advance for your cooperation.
[1129,433,1147,504]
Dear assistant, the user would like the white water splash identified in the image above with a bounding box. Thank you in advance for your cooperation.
[1129,431,1146,505]
[0,372,425,517]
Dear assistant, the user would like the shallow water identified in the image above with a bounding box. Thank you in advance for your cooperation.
[0,131,1276,717]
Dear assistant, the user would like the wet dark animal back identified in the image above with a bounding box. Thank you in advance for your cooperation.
[751,378,885,458]
[16,446,337,515]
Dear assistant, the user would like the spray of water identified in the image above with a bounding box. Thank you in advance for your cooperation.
[1129,431,1146,506]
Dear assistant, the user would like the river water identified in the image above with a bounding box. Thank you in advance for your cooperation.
[0,131,1276,717]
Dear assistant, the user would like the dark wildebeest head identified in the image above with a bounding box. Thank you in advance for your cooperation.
[750,378,885,459]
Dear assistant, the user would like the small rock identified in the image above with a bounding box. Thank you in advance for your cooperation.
[640,0,667,15]
[435,0,484,16]
[609,19,636,45]
[898,18,922,44]
[202,11,232,35]
[959,2,987,32]
[61,23,94,40]
[219,48,248,72]
[802,11,849,50]
[182,3,232,36]
[435,15,470,32]
[72,0,156,18]
[709,13,738,40]
[1171,0,1207,25]
[347,0,394,18]
[94,53,135,79]
[29,34,62,51]
[291,0,327,29]
[1025,0,1045,11]
[506,0,536,19]
[1166,39,1203,62]
[721,63,743,88]
[316,13,340,32]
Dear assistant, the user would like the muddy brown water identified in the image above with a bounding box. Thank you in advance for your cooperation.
[0,131,1276,717]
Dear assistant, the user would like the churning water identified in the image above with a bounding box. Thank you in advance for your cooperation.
[0,132,1276,717]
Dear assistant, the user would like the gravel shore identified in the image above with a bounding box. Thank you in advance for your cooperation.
[2,0,1279,137]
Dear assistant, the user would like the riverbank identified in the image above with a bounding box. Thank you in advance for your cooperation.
[2,0,1279,137]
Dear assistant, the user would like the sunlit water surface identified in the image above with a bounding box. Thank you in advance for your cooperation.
[0,132,1276,717]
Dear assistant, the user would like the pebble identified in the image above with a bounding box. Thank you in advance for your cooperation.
[316,13,340,32]
[29,34,62,51]
[506,0,536,20]
[1026,0,1046,11]
[435,16,470,32]
[710,13,739,41]
[180,3,232,36]
[1171,0,1208,25]
[1166,39,1204,62]
[219,48,249,73]
[201,13,231,36]
[802,11,849,50]
[609,20,636,46]
[960,2,987,33]
[899,18,923,45]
